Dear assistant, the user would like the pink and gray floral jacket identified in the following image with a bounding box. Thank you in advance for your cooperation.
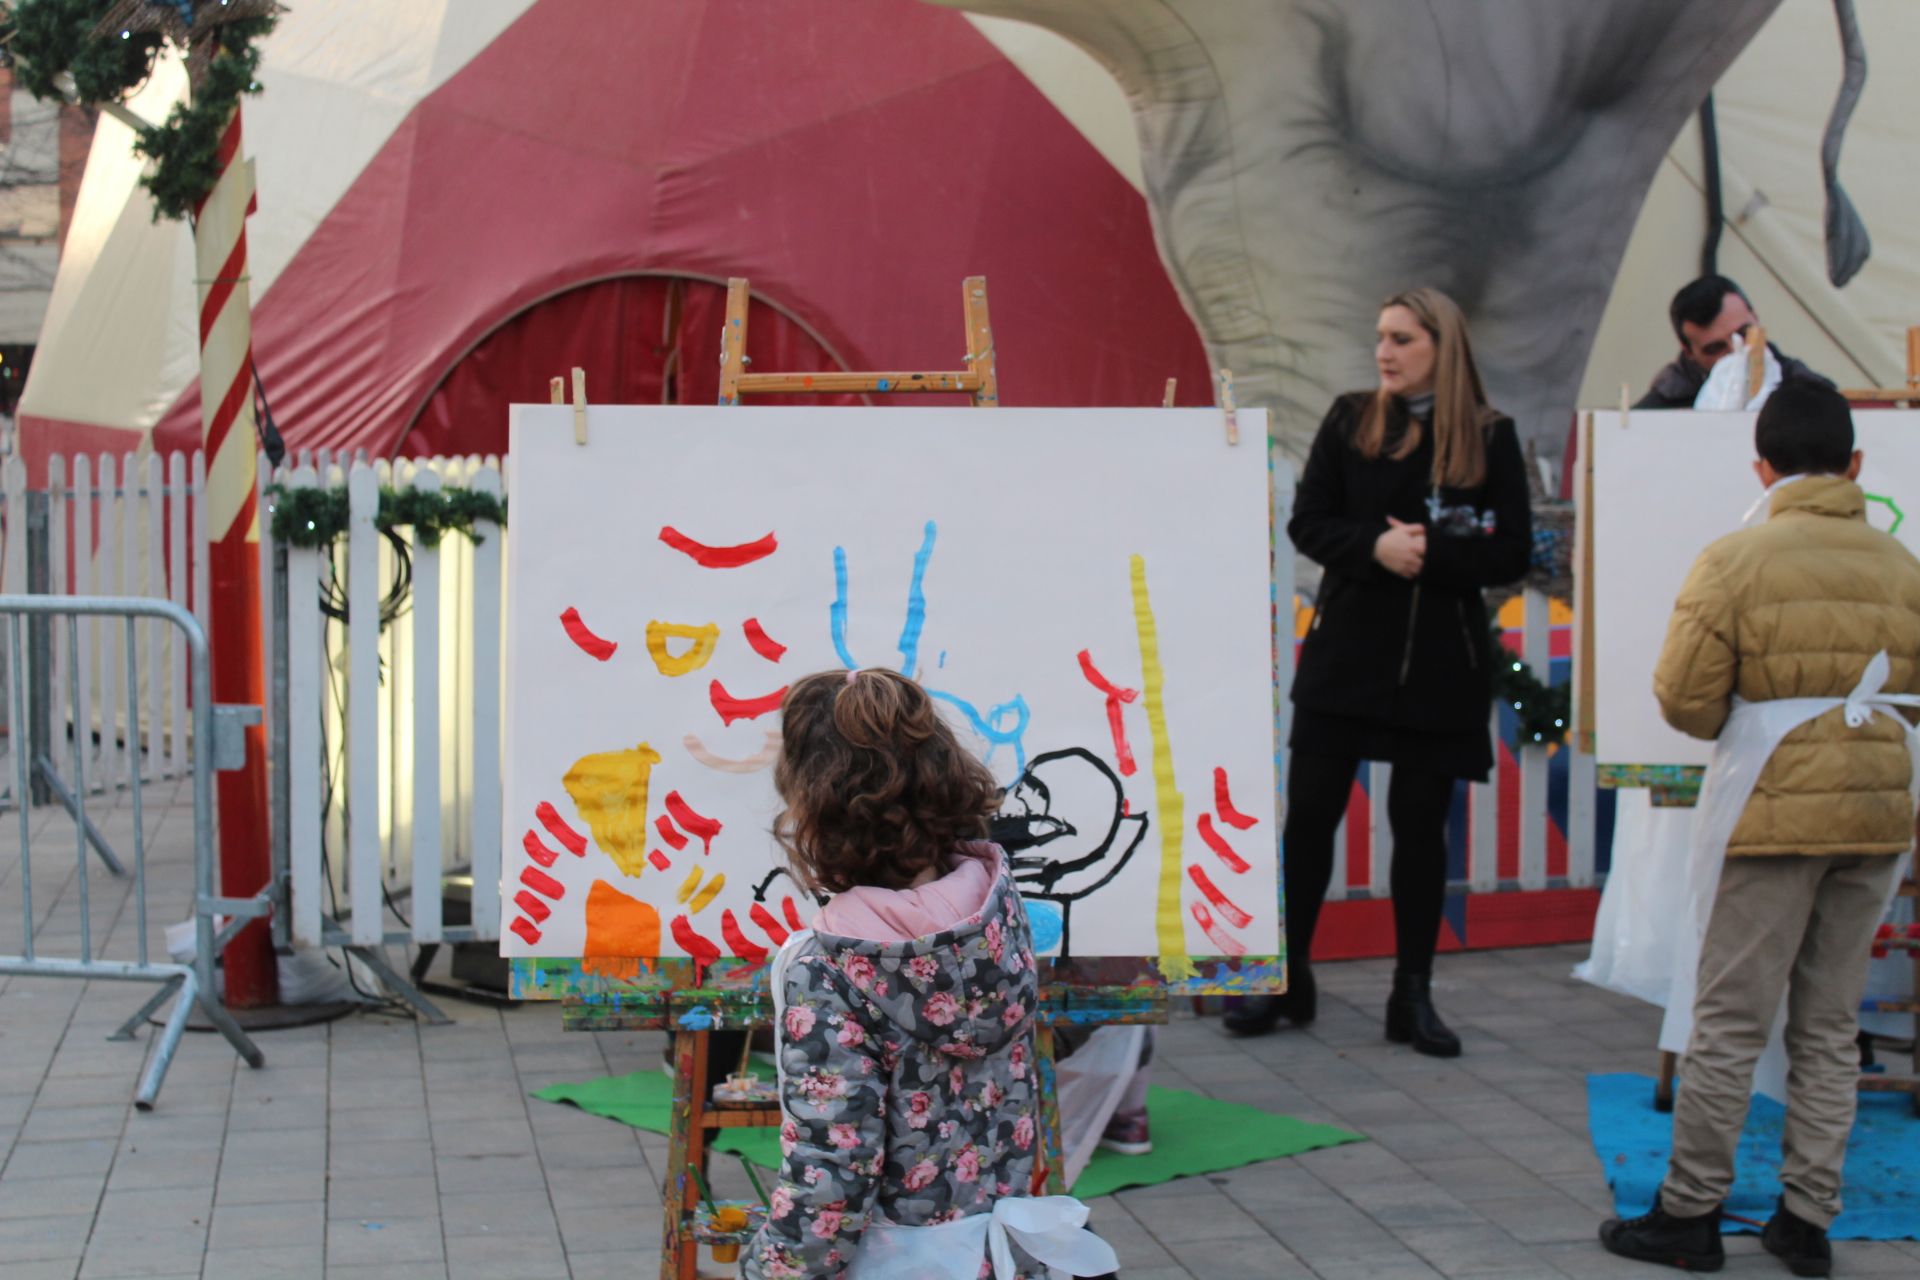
[740,855,1044,1279]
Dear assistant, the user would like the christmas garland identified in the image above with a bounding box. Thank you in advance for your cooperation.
[1491,626,1571,749]
[267,483,507,551]
[4,0,280,221]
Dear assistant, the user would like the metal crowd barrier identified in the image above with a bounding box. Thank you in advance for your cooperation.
[0,595,265,1109]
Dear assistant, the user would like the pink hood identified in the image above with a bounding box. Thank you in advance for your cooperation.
[813,842,1001,943]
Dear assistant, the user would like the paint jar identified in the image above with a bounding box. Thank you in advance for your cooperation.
[708,1206,749,1263]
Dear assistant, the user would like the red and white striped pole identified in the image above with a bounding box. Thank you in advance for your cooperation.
[193,106,277,1007]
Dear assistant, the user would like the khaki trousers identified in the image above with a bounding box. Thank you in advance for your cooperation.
[1660,852,1902,1228]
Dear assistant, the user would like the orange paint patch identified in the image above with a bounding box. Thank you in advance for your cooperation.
[582,880,661,978]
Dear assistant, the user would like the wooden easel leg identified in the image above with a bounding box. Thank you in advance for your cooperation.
[718,279,750,406]
[1035,1023,1067,1194]
[963,277,998,408]
[1654,1049,1678,1114]
[663,1030,711,1280]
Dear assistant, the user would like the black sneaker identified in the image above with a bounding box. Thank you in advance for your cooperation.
[1761,1197,1831,1277]
[1598,1198,1725,1271]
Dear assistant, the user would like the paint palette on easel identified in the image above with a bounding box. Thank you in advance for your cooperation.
[502,404,1279,966]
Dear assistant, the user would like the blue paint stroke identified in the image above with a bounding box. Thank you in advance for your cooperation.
[929,689,1030,775]
[877,378,892,391]
[896,521,938,674]
[830,546,857,668]
[1025,900,1064,955]
[938,650,947,669]
[677,1005,715,1030]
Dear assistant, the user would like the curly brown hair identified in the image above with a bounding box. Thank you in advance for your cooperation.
[773,669,1000,894]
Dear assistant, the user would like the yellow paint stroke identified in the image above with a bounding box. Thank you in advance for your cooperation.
[561,743,663,877]
[583,880,661,978]
[645,621,721,676]
[1131,555,1195,980]
[676,865,704,905]
[688,872,727,915]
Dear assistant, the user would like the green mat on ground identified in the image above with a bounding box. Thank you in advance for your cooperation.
[532,1070,1362,1198]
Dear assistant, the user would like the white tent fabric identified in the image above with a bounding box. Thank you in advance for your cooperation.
[22,0,537,438]
[24,0,1918,458]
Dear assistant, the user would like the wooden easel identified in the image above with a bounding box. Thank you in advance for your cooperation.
[660,276,1001,1280]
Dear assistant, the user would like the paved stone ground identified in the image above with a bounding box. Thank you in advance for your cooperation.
[2,789,1917,1278]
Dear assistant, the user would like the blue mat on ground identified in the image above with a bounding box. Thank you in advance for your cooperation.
[1587,1072,1920,1240]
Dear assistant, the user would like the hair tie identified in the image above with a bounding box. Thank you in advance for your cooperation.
[845,669,859,685]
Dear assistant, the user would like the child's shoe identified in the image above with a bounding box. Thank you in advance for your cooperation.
[1761,1197,1831,1277]
[1098,1109,1151,1156]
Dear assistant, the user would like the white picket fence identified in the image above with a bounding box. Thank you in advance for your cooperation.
[270,452,506,949]
[0,450,213,798]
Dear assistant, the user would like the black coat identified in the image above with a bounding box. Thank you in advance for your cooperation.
[1289,393,1532,739]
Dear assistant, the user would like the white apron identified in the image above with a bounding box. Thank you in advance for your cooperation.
[1655,653,1920,1094]
[765,931,1119,1280]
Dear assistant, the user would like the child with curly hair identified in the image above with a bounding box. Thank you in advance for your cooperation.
[740,669,1115,1280]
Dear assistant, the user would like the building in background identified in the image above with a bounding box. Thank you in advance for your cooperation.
[0,66,95,421]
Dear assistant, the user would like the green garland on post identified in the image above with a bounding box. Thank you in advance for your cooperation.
[1491,626,1571,749]
[4,1,281,221]
[266,483,507,550]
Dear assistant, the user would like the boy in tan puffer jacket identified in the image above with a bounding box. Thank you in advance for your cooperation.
[1601,381,1920,1276]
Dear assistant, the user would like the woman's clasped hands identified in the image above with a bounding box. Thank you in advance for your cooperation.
[1374,516,1426,578]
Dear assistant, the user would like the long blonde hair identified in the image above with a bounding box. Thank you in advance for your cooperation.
[1356,287,1493,489]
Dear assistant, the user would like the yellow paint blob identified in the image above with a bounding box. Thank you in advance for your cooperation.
[645,621,721,676]
[561,743,663,877]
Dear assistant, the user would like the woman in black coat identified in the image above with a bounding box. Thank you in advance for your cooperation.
[1227,288,1532,1055]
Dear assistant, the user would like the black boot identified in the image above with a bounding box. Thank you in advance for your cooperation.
[1762,1197,1831,1277]
[1384,970,1460,1058]
[1598,1198,1724,1272]
[1223,965,1315,1036]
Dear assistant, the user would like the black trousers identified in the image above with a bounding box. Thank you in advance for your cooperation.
[1284,750,1457,976]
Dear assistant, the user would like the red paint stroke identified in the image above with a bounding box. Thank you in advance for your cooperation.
[672,914,722,968]
[521,865,566,900]
[1197,813,1252,874]
[559,607,618,661]
[522,829,561,868]
[659,525,779,569]
[1213,767,1258,830]
[536,801,588,855]
[720,909,770,962]
[648,848,673,873]
[1187,864,1253,929]
[743,617,788,662]
[1076,649,1139,776]
[665,791,723,853]
[1122,798,1131,816]
[751,902,790,945]
[709,679,789,725]
[782,895,806,932]
[1190,902,1246,957]
[510,916,544,946]
[654,814,689,851]
[514,890,552,924]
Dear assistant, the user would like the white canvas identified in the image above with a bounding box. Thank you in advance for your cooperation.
[1591,408,1919,768]
[501,405,1278,963]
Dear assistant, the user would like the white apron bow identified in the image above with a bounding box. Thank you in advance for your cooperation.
[1658,652,1920,1093]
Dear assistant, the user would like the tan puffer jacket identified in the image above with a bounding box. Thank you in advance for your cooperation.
[1653,475,1920,856]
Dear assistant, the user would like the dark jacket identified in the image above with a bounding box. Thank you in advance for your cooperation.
[1633,346,1834,410]
[1290,393,1532,737]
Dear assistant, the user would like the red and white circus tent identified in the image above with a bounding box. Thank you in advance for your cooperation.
[18,0,1208,473]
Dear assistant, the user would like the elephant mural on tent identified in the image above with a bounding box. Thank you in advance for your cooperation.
[928,0,1862,463]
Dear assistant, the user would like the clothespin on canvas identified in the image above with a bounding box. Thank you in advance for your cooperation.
[571,367,588,445]
[549,376,564,405]
[1619,382,1631,428]
[1162,377,1177,409]
[1217,368,1239,445]
[1745,325,1768,403]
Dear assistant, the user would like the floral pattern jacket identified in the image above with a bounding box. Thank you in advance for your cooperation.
[741,848,1043,1279]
